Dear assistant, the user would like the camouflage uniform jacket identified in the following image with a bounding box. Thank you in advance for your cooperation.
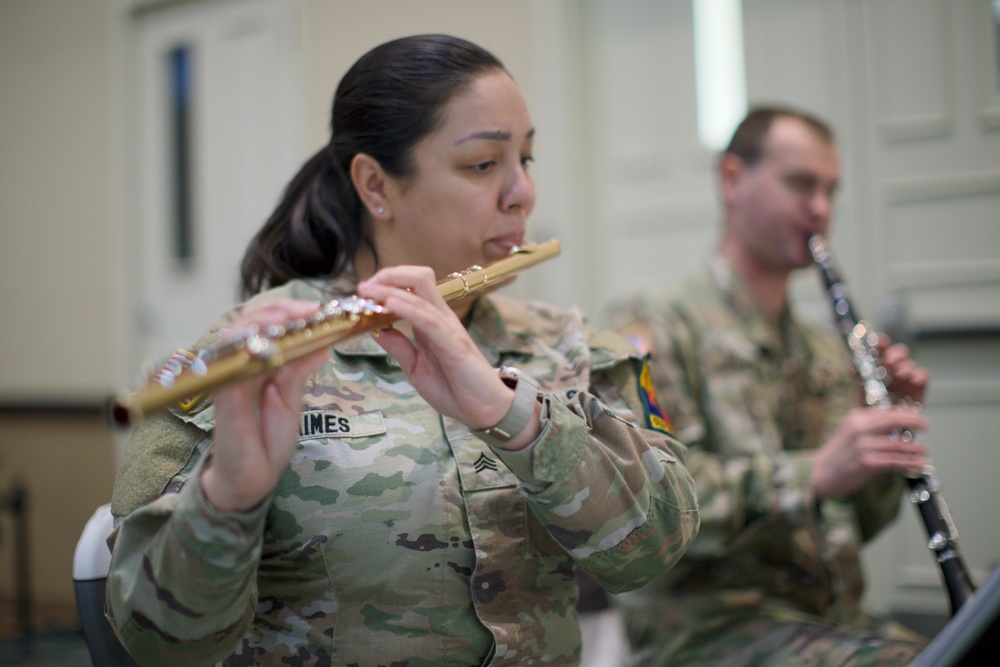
[107,274,699,667]
[604,258,904,623]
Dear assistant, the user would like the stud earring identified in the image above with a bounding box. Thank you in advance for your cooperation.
[376,206,385,215]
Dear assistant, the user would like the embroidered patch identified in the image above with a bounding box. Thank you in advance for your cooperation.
[637,356,674,435]
[473,453,498,473]
[298,410,386,439]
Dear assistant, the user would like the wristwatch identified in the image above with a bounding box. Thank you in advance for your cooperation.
[472,366,540,447]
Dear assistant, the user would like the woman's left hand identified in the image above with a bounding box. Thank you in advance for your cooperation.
[357,265,536,445]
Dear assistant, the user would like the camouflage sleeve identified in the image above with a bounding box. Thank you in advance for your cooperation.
[110,409,210,518]
[106,460,269,667]
[605,298,824,555]
[490,354,699,595]
[108,381,267,666]
[104,288,309,665]
[601,296,705,446]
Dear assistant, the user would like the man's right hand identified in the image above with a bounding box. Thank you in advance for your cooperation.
[811,405,930,500]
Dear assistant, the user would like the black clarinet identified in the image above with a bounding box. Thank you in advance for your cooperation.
[808,234,975,615]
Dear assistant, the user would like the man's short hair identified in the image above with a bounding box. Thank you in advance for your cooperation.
[723,106,835,167]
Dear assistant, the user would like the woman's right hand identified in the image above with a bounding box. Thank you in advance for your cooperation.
[357,265,542,450]
[200,298,331,513]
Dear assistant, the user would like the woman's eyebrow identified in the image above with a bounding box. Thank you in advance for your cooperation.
[455,127,535,145]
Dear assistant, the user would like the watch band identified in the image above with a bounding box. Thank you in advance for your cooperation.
[472,367,539,447]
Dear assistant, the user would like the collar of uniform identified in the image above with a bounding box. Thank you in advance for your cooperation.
[708,256,793,357]
[305,268,359,301]
[465,294,536,366]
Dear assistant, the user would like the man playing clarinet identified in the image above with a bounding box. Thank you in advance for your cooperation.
[604,106,931,666]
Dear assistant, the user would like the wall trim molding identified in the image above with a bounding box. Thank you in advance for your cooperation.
[887,257,1000,288]
[878,113,953,143]
[923,379,1000,406]
[979,106,1000,131]
[883,171,1000,204]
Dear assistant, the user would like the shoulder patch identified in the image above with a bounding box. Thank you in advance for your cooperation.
[637,355,674,435]
[620,322,656,356]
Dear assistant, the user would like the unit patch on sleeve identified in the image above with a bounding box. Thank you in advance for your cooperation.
[637,356,674,436]
[298,410,387,440]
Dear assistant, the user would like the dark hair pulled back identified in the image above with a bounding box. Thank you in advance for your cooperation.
[240,34,506,298]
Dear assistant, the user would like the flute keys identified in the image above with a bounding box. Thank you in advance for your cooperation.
[189,355,208,376]
[149,348,205,388]
[245,334,273,358]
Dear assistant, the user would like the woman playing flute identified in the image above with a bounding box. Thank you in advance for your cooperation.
[106,34,698,667]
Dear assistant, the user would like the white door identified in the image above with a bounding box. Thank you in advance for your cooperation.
[127,0,302,370]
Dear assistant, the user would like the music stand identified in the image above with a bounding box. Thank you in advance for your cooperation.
[909,563,1000,666]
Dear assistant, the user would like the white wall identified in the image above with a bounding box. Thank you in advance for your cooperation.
[0,0,119,401]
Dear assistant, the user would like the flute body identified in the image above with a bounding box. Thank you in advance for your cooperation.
[112,240,561,427]
[808,234,975,615]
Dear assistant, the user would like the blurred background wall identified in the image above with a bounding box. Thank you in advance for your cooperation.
[1,0,997,636]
